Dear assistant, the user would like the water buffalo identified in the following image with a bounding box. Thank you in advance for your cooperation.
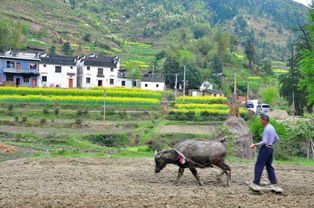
[154,139,231,186]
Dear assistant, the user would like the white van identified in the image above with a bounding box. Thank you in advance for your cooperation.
[245,100,258,113]
[256,104,271,115]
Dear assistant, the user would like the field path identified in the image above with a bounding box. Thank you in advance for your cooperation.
[159,124,215,134]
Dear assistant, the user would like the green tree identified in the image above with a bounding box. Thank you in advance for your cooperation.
[125,61,143,87]
[299,9,314,105]
[62,42,73,56]
[192,24,210,39]
[49,46,56,54]
[0,18,10,51]
[211,54,224,88]
[280,44,313,114]
[260,60,273,75]
[70,0,77,9]
[258,86,279,106]
[244,38,256,71]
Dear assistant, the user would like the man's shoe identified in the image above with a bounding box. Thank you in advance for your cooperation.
[260,181,270,186]
[269,184,283,193]
[249,182,262,191]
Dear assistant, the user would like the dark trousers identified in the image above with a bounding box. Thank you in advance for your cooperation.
[253,146,277,185]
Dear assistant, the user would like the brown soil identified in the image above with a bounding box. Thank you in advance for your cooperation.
[0,157,313,208]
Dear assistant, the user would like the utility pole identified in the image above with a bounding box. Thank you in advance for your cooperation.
[247,82,249,101]
[174,73,178,99]
[103,88,106,121]
[183,65,186,101]
[233,73,237,97]
[291,90,296,124]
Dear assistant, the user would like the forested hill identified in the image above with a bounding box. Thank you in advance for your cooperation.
[0,0,309,59]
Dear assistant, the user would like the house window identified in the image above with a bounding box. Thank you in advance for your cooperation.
[87,66,90,70]
[132,81,136,87]
[98,68,103,75]
[110,68,114,72]
[156,84,159,88]
[70,66,73,69]
[121,80,126,86]
[55,66,62,73]
[110,79,114,85]
[86,77,91,84]
[6,74,14,81]
[23,75,29,83]
[6,61,15,68]
[30,63,37,69]
[43,64,46,67]
[42,76,47,82]
[145,84,148,87]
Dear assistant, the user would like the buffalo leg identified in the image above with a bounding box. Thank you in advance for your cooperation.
[175,168,185,185]
[189,168,203,186]
[216,161,231,187]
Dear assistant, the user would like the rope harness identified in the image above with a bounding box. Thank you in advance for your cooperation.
[174,149,211,168]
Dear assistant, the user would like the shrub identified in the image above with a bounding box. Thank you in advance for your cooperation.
[145,139,169,151]
[14,116,19,122]
[54,108,59,115]
[75,119,82,127]
[40,118,46,125]
[88,134,129,147]
[21,116,27,123]
[77,110,83,117]
[43,108,49,114]
[106,108,115,115]
[200,111,210,117]
[8,103,13,111]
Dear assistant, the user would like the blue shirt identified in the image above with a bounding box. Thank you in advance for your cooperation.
[256,124,279,146]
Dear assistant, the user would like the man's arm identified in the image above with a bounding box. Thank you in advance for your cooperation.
[250,127,269,148]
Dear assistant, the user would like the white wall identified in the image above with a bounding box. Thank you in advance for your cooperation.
[38,64,77,88]
[82,66,118,88]
[140,81,165,91]
[116,78,133,88]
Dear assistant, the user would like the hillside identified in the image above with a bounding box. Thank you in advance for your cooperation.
[0,0,309,62]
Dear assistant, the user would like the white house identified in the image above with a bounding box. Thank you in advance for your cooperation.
[38,54,77,88]
[80,55,120,88]
[140,73,165,91]
[117,68,133,87]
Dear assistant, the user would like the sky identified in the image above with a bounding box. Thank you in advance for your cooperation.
[294,0,311,6]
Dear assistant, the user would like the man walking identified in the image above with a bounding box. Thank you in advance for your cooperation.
[249,115,283,192]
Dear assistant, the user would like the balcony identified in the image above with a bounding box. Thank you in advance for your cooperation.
[97,74,104,78]
[3,68,40,75]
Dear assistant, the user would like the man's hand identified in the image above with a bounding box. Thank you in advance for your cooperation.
[250,144,256,149]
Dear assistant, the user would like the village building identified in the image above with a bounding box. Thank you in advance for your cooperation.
[39,54,77,88]
[117,68,133,87]
[0,51,40,87]
[189,89,225,97]
[188,81,225,97]
[140,73,165,91]
[78,55,120,88]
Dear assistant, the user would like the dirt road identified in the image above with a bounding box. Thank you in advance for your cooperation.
[0,157,313,208]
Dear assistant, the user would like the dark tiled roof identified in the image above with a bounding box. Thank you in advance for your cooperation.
[84,55,119,68]
[141,74,165,82]
[40,54,76,66]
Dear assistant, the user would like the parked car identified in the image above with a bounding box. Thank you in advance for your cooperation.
[245,100,258,113]
[256,104,271,115]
